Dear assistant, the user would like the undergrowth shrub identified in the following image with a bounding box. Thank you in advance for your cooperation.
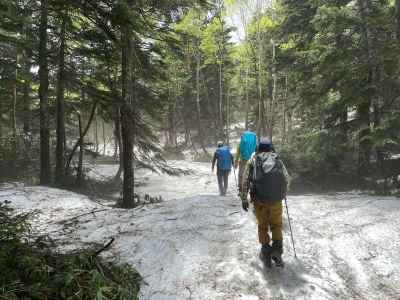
[277,128,359,191]
[0,201,141,300]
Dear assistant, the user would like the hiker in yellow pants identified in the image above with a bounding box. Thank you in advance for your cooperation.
[240,138,290,267]
[253,201,283,246]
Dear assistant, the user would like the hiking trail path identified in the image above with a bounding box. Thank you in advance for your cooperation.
[2,160,400,300]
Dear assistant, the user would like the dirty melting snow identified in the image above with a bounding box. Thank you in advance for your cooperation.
[2,161,400,300]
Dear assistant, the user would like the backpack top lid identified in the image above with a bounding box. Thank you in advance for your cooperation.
[216,146,232,170]
[258,137,273,152]
[217,145,230,152]
[256,152,278,174]
[240,131,257,161]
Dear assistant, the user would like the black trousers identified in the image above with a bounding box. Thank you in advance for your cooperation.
[217,169,230,195]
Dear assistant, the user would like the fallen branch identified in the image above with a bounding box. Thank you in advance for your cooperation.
[94,238,115,257]
[65,101,98,172]
[228,211,240,216]
[61,209,109,225]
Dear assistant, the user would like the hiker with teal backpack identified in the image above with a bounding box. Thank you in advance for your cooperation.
[212,141,234,196]
[235,131,257,193]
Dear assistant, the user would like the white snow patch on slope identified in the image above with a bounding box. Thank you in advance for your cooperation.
[2,162,400,300]
[88,160,239,201]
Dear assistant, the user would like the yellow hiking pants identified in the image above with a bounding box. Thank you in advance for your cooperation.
[254,201,283,245]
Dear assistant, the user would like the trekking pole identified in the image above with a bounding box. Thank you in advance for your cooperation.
[284,196,298,259]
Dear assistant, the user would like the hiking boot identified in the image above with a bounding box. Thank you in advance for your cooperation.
[260,244,272,268]
[271,240,284,267]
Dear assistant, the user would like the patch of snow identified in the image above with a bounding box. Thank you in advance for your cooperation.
[2,162,400,300]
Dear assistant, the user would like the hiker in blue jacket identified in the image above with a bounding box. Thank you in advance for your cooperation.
[212,141,234,196]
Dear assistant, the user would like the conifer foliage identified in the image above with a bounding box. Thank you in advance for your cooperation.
[0,0,208,207]
[1,0,400,197]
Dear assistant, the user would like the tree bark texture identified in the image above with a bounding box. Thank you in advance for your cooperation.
[195,48,208,154]
[256,16,266,138]
[357,0,374,175]
[268,40,277,140]
[120,27,135,208]
[113,107,124,180]
[217,4,224,140]
[396,0,400,39]
[23,49,31,136]
[66,101,98,172]
[282,76,288,144]
[94,107,99,153]
[55,11,67,184]
[39,0,51,185]
[12,54,18,156]
[76,113,84,184]
[245,68,250,130]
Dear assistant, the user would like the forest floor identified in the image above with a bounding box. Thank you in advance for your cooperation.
[2,160,400,300]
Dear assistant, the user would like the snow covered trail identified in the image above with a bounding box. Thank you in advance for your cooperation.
[88,160,232,201]
[2,161,400,300]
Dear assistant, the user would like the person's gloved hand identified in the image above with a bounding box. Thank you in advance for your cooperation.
[242,200,249,212]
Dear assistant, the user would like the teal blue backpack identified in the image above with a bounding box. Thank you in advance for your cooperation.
[239,131,257,161]
[216,146,232,170]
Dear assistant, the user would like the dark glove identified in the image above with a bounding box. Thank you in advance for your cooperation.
[242,200,249,212]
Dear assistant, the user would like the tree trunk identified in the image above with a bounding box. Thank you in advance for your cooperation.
[287,110,293,144]
[396,0,400,39]
[11,53,18,171]
[39,0,51,185]
[357,0,374,176]
[226,87,230,146]
[23,49,31,136]
[282,76,288,144]
[113,121,119,159]
[65,101,98,172]
[269,40,277,140]
[120,27,135,208]
[217,6,224,140]
[114,107,123,179]
[256,23,265,138]
[201,74,218,142]
[92,107,97,153]
[167,101,174,146]
[244,67,250,130]
[120,106,134,207]
[76,113,84,184]
[357,102,371,174]
[102,119,106,155]
[219,62,223,139]
[167,84,178,147]
[340,108,348,147]
[12,55,18,139]
[55,11,67,184]
[195,49,208,154]
[181,110,198,155]
[373,69,387,193]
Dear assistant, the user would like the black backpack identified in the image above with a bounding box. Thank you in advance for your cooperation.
[251,154,286,202]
